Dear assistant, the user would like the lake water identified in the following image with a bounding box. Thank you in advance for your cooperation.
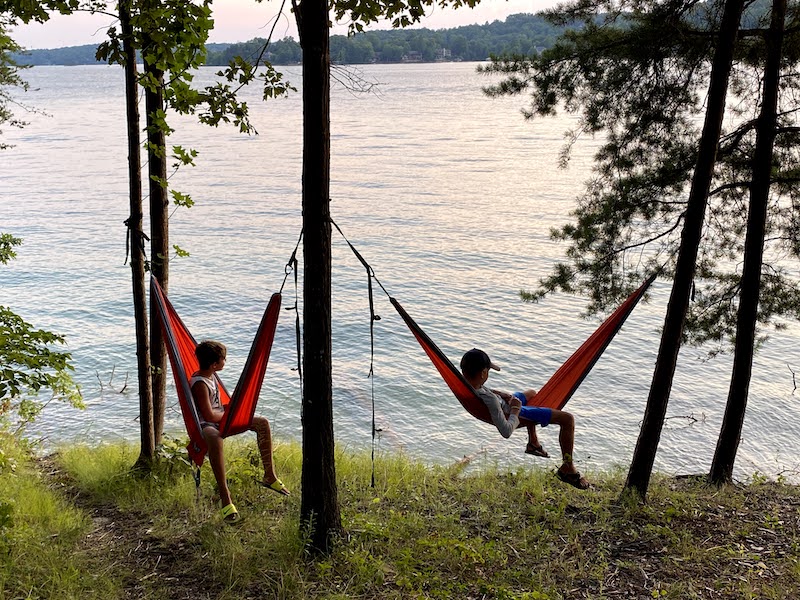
[3,63,799,482]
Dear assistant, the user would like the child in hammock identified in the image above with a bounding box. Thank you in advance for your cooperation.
[459,348,590,490]
[191,340,289,524]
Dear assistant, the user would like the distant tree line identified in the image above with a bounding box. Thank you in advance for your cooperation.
[207,13,566,65]
[14,14,566,66]
[13,42,230,66]
[16,43,100,65]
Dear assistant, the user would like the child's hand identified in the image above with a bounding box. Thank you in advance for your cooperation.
[509,397,522,410]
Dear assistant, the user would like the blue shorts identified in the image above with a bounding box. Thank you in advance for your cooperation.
[513,392,552,426]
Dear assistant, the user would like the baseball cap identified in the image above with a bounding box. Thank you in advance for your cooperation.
[460,348,501,374]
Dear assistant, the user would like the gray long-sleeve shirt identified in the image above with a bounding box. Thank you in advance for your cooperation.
[475,385,519,438]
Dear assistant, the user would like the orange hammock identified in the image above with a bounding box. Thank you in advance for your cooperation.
[390,274,656,426]
[150,276,282,466]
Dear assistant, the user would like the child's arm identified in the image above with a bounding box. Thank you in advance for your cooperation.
[192,381,224,423]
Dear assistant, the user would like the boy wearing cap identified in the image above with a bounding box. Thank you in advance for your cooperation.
[460,348,590,489]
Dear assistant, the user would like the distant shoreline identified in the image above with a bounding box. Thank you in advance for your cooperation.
[12,13,562,66]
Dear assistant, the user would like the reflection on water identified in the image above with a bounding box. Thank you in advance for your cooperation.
[2,63,799,482]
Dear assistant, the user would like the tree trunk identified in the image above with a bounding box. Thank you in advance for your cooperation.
[121,0,155,468]
[297,0,342,552]
[709,0,786,485]
[143,40,169,446]
[624,0,746,499]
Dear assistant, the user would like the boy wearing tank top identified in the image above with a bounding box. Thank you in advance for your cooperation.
[191,340,290,524]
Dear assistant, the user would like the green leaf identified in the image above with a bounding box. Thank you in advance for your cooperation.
[149,174,168,189]
[171,145,198,168]
[0,234,22,264]
[170,189,194,208]
[172,244,190,258]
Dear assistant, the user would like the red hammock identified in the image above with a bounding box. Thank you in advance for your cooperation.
[150,276,282,466]
[390,274,656,426]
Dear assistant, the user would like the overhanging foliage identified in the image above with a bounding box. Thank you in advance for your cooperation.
[482,0,800,351]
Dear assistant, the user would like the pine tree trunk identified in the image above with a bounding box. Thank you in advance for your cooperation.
[624,0,747,499]
[143,44,169,446]
[121,1,155,468]
[297,0,342,552]
[709,0,786,485]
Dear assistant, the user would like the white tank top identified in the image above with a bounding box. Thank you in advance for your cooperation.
[190,374,222,412]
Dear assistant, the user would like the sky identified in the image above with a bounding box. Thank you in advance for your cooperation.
[11,0,552,49]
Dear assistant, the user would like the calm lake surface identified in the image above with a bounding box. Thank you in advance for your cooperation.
[3,63,799,482]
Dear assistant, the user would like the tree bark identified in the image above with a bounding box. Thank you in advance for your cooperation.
[297,0,342,552]
[624,0,747,499]
[121,0,155,468]
[143,36,169,446]
[709,0,786,485]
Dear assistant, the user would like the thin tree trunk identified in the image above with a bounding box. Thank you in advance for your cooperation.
[121,0,155,468]
[143,42,169,446]
[624,0,746,499]
[297,0,342,552]
[709,0,786,485]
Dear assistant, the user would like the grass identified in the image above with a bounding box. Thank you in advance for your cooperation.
[3,433,800,599]
[0,433,120,599]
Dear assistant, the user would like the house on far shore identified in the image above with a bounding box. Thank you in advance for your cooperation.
[401,51,423,63]
[435,48,452,61]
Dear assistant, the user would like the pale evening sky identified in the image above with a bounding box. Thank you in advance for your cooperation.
[11,0,554,49]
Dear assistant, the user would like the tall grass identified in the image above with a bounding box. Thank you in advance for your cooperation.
[6,435,800,599]
[0,433,119,599]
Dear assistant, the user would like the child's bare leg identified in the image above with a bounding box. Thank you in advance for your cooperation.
[521,389,549,457]
[250,415,278,484]
[527,424,540,447]
[550,409,590,489]
[204,426,231,507]
[549,409,576,472]
[250,416,290,495]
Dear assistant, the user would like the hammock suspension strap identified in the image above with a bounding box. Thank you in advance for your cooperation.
[192,463,201,491]
[284,231,304,395]
[330,219,385,487]
[123,217,150,267]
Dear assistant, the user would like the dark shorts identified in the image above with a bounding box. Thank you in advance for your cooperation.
[201,422,220,431]
[513,392,552,426]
